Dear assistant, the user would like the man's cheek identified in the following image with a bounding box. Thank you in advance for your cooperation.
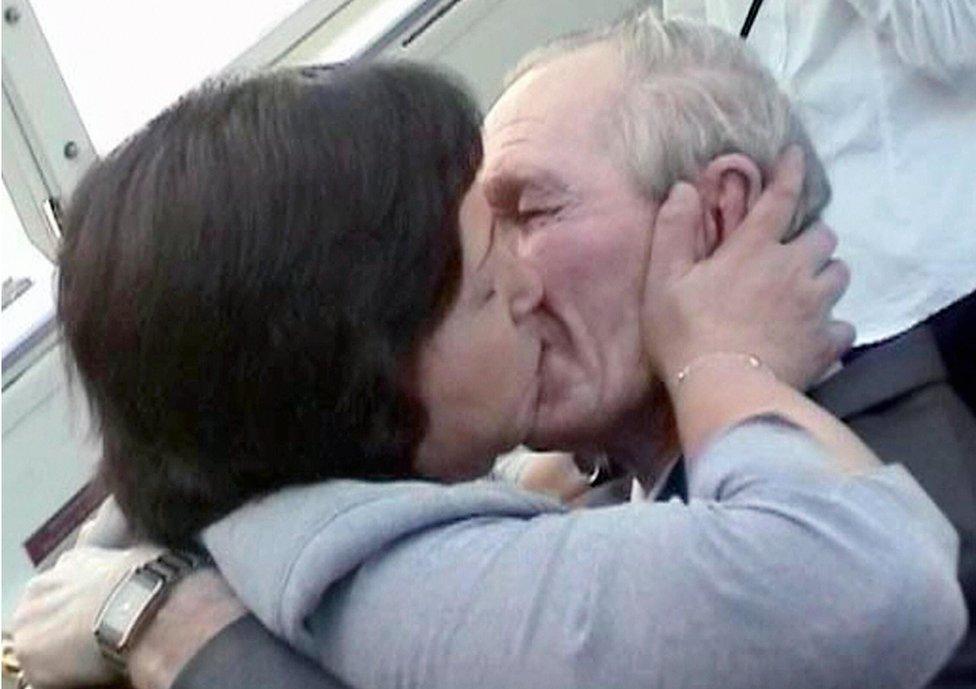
[536,236,609,289]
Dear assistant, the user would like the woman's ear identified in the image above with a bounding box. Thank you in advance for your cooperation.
[695,153,763,256]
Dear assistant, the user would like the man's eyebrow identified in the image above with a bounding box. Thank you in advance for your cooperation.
[485,167,569,204]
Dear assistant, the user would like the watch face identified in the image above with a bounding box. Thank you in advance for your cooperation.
[102,573,161,637]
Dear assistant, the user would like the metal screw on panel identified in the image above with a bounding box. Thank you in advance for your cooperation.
[63,141,79,159]
[4,6,20,24]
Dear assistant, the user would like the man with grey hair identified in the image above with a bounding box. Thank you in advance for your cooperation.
[482,12,844,485]
[485,9,975,685]
[10,9,971,689]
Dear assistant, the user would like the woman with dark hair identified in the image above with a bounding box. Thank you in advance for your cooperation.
[11,62,963,689]
[58,61,534,547]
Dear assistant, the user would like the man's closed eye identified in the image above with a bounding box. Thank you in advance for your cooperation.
[518,206,563,229]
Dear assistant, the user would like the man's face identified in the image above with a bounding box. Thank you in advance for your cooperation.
[483,43,660,450]
[413,178,544,481]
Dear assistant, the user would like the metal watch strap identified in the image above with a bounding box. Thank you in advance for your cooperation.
[93,549,210,673]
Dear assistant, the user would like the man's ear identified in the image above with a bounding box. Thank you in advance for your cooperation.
[695,153,763,257]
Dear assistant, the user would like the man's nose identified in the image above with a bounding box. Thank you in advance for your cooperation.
[508,259,544,321]
[514,227,537,261]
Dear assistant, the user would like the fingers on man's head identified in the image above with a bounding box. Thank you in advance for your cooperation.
[732,145,805,248]
[826,318,856,360]
[815,258,851,311]
[790,222,838,275]
[651,182,703,281]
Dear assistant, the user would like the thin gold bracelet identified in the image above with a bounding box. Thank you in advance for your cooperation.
[674,352,770,386]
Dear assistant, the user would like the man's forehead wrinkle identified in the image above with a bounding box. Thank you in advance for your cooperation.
[485,116,552,156]
[491,114,548,132]
[489,102,611,170]
[485,124,572,183]
[492,136,536,156]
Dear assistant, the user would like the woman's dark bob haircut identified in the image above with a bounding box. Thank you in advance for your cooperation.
[58,62,483,546]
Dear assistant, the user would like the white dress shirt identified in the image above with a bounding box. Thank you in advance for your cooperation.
[661,0,976,344]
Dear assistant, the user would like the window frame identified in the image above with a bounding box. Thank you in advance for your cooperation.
[2,0,96,386]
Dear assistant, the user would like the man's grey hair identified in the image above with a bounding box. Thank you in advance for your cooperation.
[505,10,830,239]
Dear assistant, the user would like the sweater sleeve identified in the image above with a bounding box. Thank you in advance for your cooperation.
[304,419,966,689]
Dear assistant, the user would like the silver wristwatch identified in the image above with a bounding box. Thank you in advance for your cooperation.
[92,550,209,672]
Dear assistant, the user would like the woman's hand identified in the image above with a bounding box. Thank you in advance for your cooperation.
[641,147,854,392]
[11,542,164,688]
[639,146,879,471]
[10,499,245,689]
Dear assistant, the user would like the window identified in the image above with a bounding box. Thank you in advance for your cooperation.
[1,182,55,363]
[32,0,310,155]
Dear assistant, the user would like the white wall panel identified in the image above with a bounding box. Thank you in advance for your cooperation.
[2,344,99,626]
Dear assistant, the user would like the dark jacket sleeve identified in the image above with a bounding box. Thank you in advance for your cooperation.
[810,323,976,687]
[171,615,352,689]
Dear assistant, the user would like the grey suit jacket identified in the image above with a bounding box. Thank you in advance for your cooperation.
[811,325,976,687]
[173,324,976,689]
